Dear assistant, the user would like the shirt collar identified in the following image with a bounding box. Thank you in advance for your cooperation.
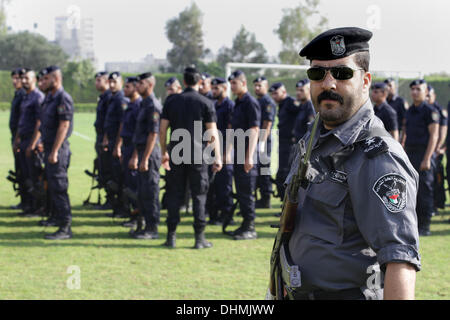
[319,99,374,146]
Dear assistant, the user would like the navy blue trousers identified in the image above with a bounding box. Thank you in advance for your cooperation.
[137,148,160,228]
[233,164,257,221]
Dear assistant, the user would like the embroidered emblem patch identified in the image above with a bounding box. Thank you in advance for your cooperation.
[57,105,66,114]
[362,137,389,159]
[294,100,300,107]
[266,105,272,113]
[329,170,347,184]
[122,103,128,111]
[372,174,407,213]
[431,111,440,122]
[152,112,160,122]
[330,35,346,56]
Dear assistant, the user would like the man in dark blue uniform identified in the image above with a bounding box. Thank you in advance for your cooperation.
[128,72,162,239]
[9,68,27,210]
[403,79,439,236]
[426,85,447,211]
[274,27,420,300]
[225,70,261,240]
[200,72,214,100]
[253,76,276,209]
[93,71,112,209]
[384,78,408,137]
[270,82,301,200]
[165,77,183,97]
[293,79,316,142]
[39,66,74,240]
[208,77,234,225]
[103,72,129,218]
[370,82,399,140]
[13,69,45,216]
[114,77,142,228]
[160,66,222,248]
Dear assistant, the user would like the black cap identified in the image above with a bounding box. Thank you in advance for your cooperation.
[11,68,26,76]
[409,79,426,88]
[371,82,387,90]
[201,72,211,80]
[136,72,153,81]
[108,71,121,80]
[269,82,284,93]
[228,70,244,81]
[164,77,179,87]
[384,77,395,84]
[427,84,434,92]
[95,71,108,79]
[300,27,372,61]
[184,66,199,74]
[253,76,267,83]
[211,77,226,85]
[296,79,310,88]
[126,76,138,84]
[40,66,60,76]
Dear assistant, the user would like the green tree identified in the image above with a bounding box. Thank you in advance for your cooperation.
[274,0,328,65]
[0,31,69,71]
[165,2,205,72]
[63,59,96,88]
[0,0,11,36]
[217,25,268,66]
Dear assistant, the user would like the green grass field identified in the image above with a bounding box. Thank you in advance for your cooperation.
[0,111,449,300]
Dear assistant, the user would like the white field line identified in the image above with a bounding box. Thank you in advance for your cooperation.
[73,131,95,142]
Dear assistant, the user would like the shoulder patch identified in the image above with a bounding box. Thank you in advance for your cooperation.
[431,111,440,122]
[265,105,272,113]
[442,109,448,118]
[372,174,407,213]
[361,137,389,159]
[152,111,160,122]
[122,103,128,111]
[294,100,300,107]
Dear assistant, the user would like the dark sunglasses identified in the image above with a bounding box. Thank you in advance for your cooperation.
[307,66,365,81]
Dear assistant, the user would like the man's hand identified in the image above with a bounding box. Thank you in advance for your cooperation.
[128,155,138,170]
[162,152,171,171]
[48,151,58,164]
[419,158,431,171]
[212,158,223,173]
[102,136,109,151]
[25,145,34,158]
[113,146,122,159]
[244,157,254,173]
[139,160,148,172]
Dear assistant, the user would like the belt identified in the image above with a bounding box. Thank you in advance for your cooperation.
[289,287,365,300]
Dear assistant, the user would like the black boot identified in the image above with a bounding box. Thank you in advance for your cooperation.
[133,224,159,239]
[44,224,72,240]
[163,231,176,248]
[194,232,212,249]
[38,216,58,227]
[129,215,145,237]
[233,219,257,240]
[256,195,271,209]
[122,215,138,228]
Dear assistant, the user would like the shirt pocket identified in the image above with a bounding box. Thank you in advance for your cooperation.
[298,180,348,245]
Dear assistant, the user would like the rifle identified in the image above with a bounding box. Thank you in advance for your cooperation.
[268,113,320,300]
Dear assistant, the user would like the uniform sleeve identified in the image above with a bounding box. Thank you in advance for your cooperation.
[203,100,217,123]
[57,94,74,122]
[426,106,440,126]
[247,100,261,128]
[260,97,275,122]
[348,146,421,272]
[33,94,44,121]
[146,104,160,134]
[285,98,301,113]
[439,105,448,126]
[386,109,398,132]
[226,100,235,128]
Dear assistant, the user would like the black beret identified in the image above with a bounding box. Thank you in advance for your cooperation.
[11,68,26,76]
[253,76,267,83]
[201,72,211,80]
[95,71,108,79]
[371,82,387,90]
[126,76,138,84]
[384,77,395,84]
[40,66,60,76]
[136,72,152,81]
[108,71,121,80]
[211,77,226,85]
[296,79,310,88]
[269,82,284,93]
[228,70,244,81]
[427,84,434,92]
[300,27,372,61]
[409,79,426,88]
[164,77,179,87]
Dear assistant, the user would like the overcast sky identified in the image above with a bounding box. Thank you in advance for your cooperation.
[5,0,450,74]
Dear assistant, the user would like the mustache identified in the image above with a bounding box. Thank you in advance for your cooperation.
[317,91,344,104]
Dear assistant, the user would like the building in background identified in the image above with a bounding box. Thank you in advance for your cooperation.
[55,15,95,64]
[105,54,169,73]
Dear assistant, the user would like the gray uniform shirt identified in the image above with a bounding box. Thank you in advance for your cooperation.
[286,99,421,293]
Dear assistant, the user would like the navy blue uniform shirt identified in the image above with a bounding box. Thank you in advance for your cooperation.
[9,88,26,136]
[278,96,301,141]
[162,87,217,161]
[94,89,112,135]
[17,88,45,137]
[387,95,407,129]
[258,94,276,141]
[133,94,162,146]
[215,97,234,137]
[293,99,316,141]
[104,90,128,140]
[405,102,439,147]
[374,101,398,133]
[40,87,74,147]
[121,97,142,140]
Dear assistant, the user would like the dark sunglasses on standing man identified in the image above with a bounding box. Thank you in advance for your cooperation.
[307,66,365,81]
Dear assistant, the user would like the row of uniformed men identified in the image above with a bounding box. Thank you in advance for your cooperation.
[90,66,318,247]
